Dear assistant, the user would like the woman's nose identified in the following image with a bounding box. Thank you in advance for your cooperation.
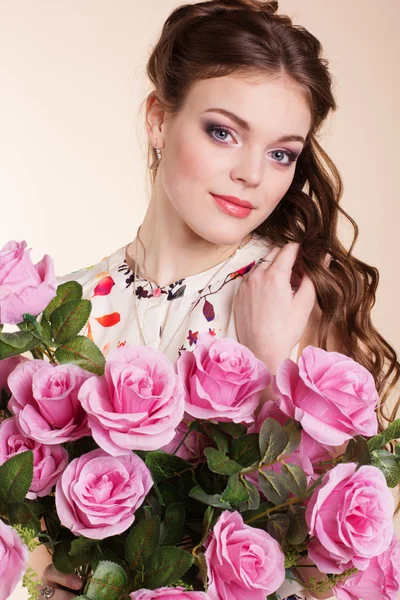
[230,148,263,187]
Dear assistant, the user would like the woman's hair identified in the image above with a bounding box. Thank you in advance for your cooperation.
[142,0,400,429]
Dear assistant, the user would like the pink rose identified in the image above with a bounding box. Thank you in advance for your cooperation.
[306,463,394,574]
[0,416,68,499]
[204,510,285,600]
[55,448,153,539]
[275,346,379,446]
[130,588,210,600]
[0,240,57,325]
[78,345,185,455]
[0,519,29,600]
[177,333,270,424]
[161,413,212,463]
[248,402,334,490]
[334,533,400,600]
[0,356,28,395]
[8,360,91,443]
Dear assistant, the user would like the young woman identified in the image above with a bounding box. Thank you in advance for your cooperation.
[35,1,399,599]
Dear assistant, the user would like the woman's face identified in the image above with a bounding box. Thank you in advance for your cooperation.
[153,73,312,246]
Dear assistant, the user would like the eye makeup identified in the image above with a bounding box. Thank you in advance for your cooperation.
[203,121,300,167]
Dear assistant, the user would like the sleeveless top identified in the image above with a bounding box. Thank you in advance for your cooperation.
[56,231,309,600]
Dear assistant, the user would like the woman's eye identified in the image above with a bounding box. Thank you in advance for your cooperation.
[269,149,297,166]
[205,124,299,167]
[205,124,236,144]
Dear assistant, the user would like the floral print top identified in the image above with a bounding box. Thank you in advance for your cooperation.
[56,232,300,366]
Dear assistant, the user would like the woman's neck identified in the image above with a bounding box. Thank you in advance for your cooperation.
[125,198,253,288]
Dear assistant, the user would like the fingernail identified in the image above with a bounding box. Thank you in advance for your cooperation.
[69,575,83,589]
[324,253,332,266]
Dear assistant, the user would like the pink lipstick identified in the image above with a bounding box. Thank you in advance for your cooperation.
[211,193,254,219]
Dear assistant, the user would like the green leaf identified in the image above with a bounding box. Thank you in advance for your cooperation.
[0,330,36,349]
[343,436,371,467]
[19,314,50,343]
[304,473,325,498]
[266,513,290,544]
[258,470,289,505]
[371,449,400,488]
[145,452,192,483]
[125,515,160,572]
[203,424,229,454]
[161,502,185,546]
[98,538,126,569]
[367,433,385,452]
[230,434,261,467]
[54,335,105,375]
[281,463,308,497]
[281,419,302,457]
[259,418,287,465]
[157,482,182,507]
[367,419,400,451]
[287,505,308,545]
[53,539,76,574]
[39,314,53,344]
[189,485,231,509]
[0,451,34,512]
[43,281,83,321]
[24,498,48,518]
[196,551,208,588]
[221,473,249,504]
[0,334,37,359]
[204,447,242,475]
[395,444,400,457]
[145,546,193,589]
[240,478,260,511]
[51,300,92,344]
[220,422,247,439]
[85,560,128,600]
[8,501,41,534]
[382,418,400,442]
[41,508,61,542]
[202,505,215,539]
[69,536,98,565]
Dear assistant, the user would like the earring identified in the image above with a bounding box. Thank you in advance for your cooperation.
[150,144,162,170]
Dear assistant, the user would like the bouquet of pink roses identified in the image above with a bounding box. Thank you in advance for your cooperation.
[0,239,399,600]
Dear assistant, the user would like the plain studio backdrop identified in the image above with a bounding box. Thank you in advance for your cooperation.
[1,2,399,599]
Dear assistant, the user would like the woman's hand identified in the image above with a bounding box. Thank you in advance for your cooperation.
[234,242,328,374]
[37,564,82,599]
[295,557,338,599]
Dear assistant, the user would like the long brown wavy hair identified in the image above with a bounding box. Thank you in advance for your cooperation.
[140,0,400,430]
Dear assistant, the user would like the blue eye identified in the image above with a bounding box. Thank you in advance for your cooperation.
[205,124,236,144]
[204,122,299,167]
[269,149,298,167]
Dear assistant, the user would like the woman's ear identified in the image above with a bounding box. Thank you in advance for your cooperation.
[145,92,167,149]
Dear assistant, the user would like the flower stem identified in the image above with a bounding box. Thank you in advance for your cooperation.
[244,495,302,524]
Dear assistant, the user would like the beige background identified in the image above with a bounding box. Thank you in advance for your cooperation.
[0,1,399,598]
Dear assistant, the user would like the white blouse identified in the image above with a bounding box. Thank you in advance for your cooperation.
[56,232,300,365]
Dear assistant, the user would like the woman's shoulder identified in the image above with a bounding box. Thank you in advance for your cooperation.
[55,244,127,294]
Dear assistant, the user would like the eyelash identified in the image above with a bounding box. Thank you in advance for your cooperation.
[204,123,299,167]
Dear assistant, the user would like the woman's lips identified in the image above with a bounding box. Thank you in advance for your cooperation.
[211,193,254,219]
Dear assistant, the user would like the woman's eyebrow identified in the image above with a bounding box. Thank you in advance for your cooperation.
[202,107,305,144]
